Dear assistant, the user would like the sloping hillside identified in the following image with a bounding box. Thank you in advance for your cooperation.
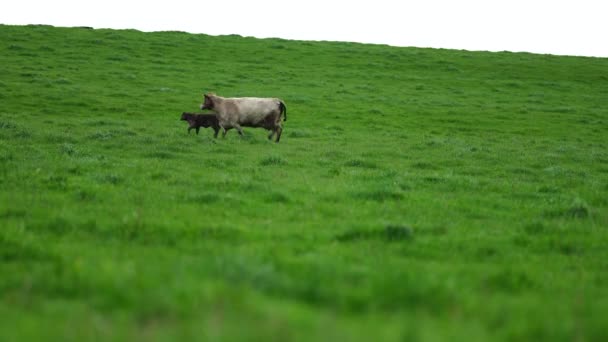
[1,24,608,341]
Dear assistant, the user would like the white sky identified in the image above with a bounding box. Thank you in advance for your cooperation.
[2,0,606,57]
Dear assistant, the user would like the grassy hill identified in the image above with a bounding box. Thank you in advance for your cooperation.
[1,24,608,341]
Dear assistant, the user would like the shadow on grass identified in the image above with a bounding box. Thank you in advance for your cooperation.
[260,155,287,166]
[344,159,377,169]
[335,225,413,242]
[544,202,590,219]
[351,189,403,202]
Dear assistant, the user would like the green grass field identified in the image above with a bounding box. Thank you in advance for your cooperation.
[1,24,608,341]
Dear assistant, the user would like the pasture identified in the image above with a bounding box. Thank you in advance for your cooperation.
[1,24,608,341]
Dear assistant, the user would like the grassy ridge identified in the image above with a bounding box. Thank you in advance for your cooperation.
[1,24,608,341]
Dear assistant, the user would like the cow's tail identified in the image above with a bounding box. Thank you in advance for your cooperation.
[279,101,287,121]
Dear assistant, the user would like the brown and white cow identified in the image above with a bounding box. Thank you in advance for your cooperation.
[200,93,287,142]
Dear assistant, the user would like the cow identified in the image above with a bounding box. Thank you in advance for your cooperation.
[180,112,221,138]
[200,93,287,142]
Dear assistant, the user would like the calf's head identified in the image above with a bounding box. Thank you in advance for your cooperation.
[181,112,193,121]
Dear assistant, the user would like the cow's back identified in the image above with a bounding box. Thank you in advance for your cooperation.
[230,97,281,123]
[232,97,280,112]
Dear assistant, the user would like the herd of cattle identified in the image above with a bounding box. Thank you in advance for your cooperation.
[181,93,287,142]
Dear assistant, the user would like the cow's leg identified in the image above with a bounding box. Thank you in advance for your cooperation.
[213,127,219,138]
[275,126,283,143]
[196,127,200,135]
[267,127,275,140]
[219,122,228,138]
[234,124,244,136]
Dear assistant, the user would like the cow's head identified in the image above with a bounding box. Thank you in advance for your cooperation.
[201,93,215,110]
[180,112,191,121]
